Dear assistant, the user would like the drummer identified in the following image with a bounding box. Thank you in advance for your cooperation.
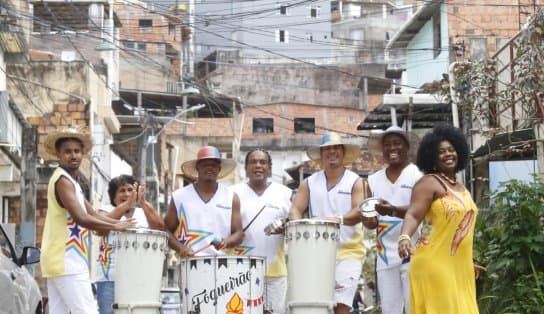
[288,132,373,314]
[231,149,293,314]
[94,175,165,314]
[164,146,244,256]
[362,126,422,314]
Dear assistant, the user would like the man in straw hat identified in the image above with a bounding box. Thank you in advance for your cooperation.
[288,132,373,314]
[40,127,136,314]
[362,125,422,314]
[165,145,243,256]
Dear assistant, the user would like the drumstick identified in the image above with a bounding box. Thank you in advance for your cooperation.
[243,205,266,232]
[192,243,212,255]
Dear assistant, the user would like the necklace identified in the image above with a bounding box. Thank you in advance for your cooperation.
[439,172,457,185]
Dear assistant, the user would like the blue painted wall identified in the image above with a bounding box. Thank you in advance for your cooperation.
[405,3,449,88]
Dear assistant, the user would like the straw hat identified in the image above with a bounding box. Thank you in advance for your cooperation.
[367,126,419,159]
[306,132,361,165]
[181,146,237,180]
[43,127,93,158]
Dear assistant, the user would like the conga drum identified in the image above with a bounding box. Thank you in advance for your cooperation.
[113,228,167,313]
[286,219,339,314]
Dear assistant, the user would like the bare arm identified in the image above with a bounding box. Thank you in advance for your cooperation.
[164,199,193,257]
[222,193,243,249]
[398,176,440,258]
[375,200,409,219]
[341,178,364,226]
[56,177,134,232]
[288,179,309,220]
[137,184,165,230]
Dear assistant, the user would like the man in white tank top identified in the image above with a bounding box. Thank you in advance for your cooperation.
[40,128,136,314]
[288,132,374,314]
[363,126,422,314]
[164,146,243,257]
[231,149,293,314]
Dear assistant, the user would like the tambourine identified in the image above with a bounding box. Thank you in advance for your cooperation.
[359,197,380,218]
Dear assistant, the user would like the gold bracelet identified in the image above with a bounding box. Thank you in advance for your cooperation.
[398,234,411,243]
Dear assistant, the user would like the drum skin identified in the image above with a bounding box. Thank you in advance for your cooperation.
[179,256,265,314]
[113,229,168,313]
[286,219,339,314]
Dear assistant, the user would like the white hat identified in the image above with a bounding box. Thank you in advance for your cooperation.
[306,132,361,165]
[367,126,419,159]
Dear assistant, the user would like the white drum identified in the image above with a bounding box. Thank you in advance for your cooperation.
[113,229,167,314]
[179,256,265,314]
[286,219,339,314]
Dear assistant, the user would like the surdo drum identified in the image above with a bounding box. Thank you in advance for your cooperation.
[179,256,265,314]
[285,219,340,314]
[113,228,168,313]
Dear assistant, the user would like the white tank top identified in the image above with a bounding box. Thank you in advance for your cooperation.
[95,206,149,282]
[172,183,233,255]
[368,163,422,270]
[230,181,292,277]
[307,169,365,260]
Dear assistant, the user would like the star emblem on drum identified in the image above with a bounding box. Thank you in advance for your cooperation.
[377,219,402,265]
[65,216,89,265]
[98,236,113,278]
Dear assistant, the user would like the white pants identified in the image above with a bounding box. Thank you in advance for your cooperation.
[377,263,410,314]
[335,258,362,308]
[47,272,98,314]
[266,276,286,314]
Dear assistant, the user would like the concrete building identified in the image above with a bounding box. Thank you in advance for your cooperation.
[331,0,414,65]
[191,0,333,66]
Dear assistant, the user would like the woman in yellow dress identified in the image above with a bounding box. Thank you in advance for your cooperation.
[398,125,479,314]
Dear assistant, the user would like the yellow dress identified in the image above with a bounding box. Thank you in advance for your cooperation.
[409,178,479,314]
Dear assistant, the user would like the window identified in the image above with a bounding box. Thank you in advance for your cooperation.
[123,41,146,51]
[137,42,147,51]
[253,118,274,134]
[139,19,152,27]
[139,19,152,33]
[168,23,175,35]
[123,41,135,49]
[279,4,288,15]
[276,30,288,43]
[294,118,315,134]
[432,11,441,58]
[310,6,320,18]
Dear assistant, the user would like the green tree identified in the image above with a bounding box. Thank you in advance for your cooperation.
[475,177,544,313]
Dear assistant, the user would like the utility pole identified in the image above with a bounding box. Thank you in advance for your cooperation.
[19,127,37,250]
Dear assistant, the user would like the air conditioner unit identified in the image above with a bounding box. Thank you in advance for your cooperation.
[0,164,14,181]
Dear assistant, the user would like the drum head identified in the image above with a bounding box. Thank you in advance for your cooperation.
[359,197,380,217]
[286,219,340,228]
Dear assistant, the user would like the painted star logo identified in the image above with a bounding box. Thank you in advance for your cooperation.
[230,245,254,256]
[376,219,401,265]
[98,236,113,279]
[65,216,89,265]
[176,206,211,249]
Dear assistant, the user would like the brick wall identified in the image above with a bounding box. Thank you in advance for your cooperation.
[26,102,90,245]
[447,1,541,57]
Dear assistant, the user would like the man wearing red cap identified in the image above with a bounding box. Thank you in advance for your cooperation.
[164,146,243,256]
